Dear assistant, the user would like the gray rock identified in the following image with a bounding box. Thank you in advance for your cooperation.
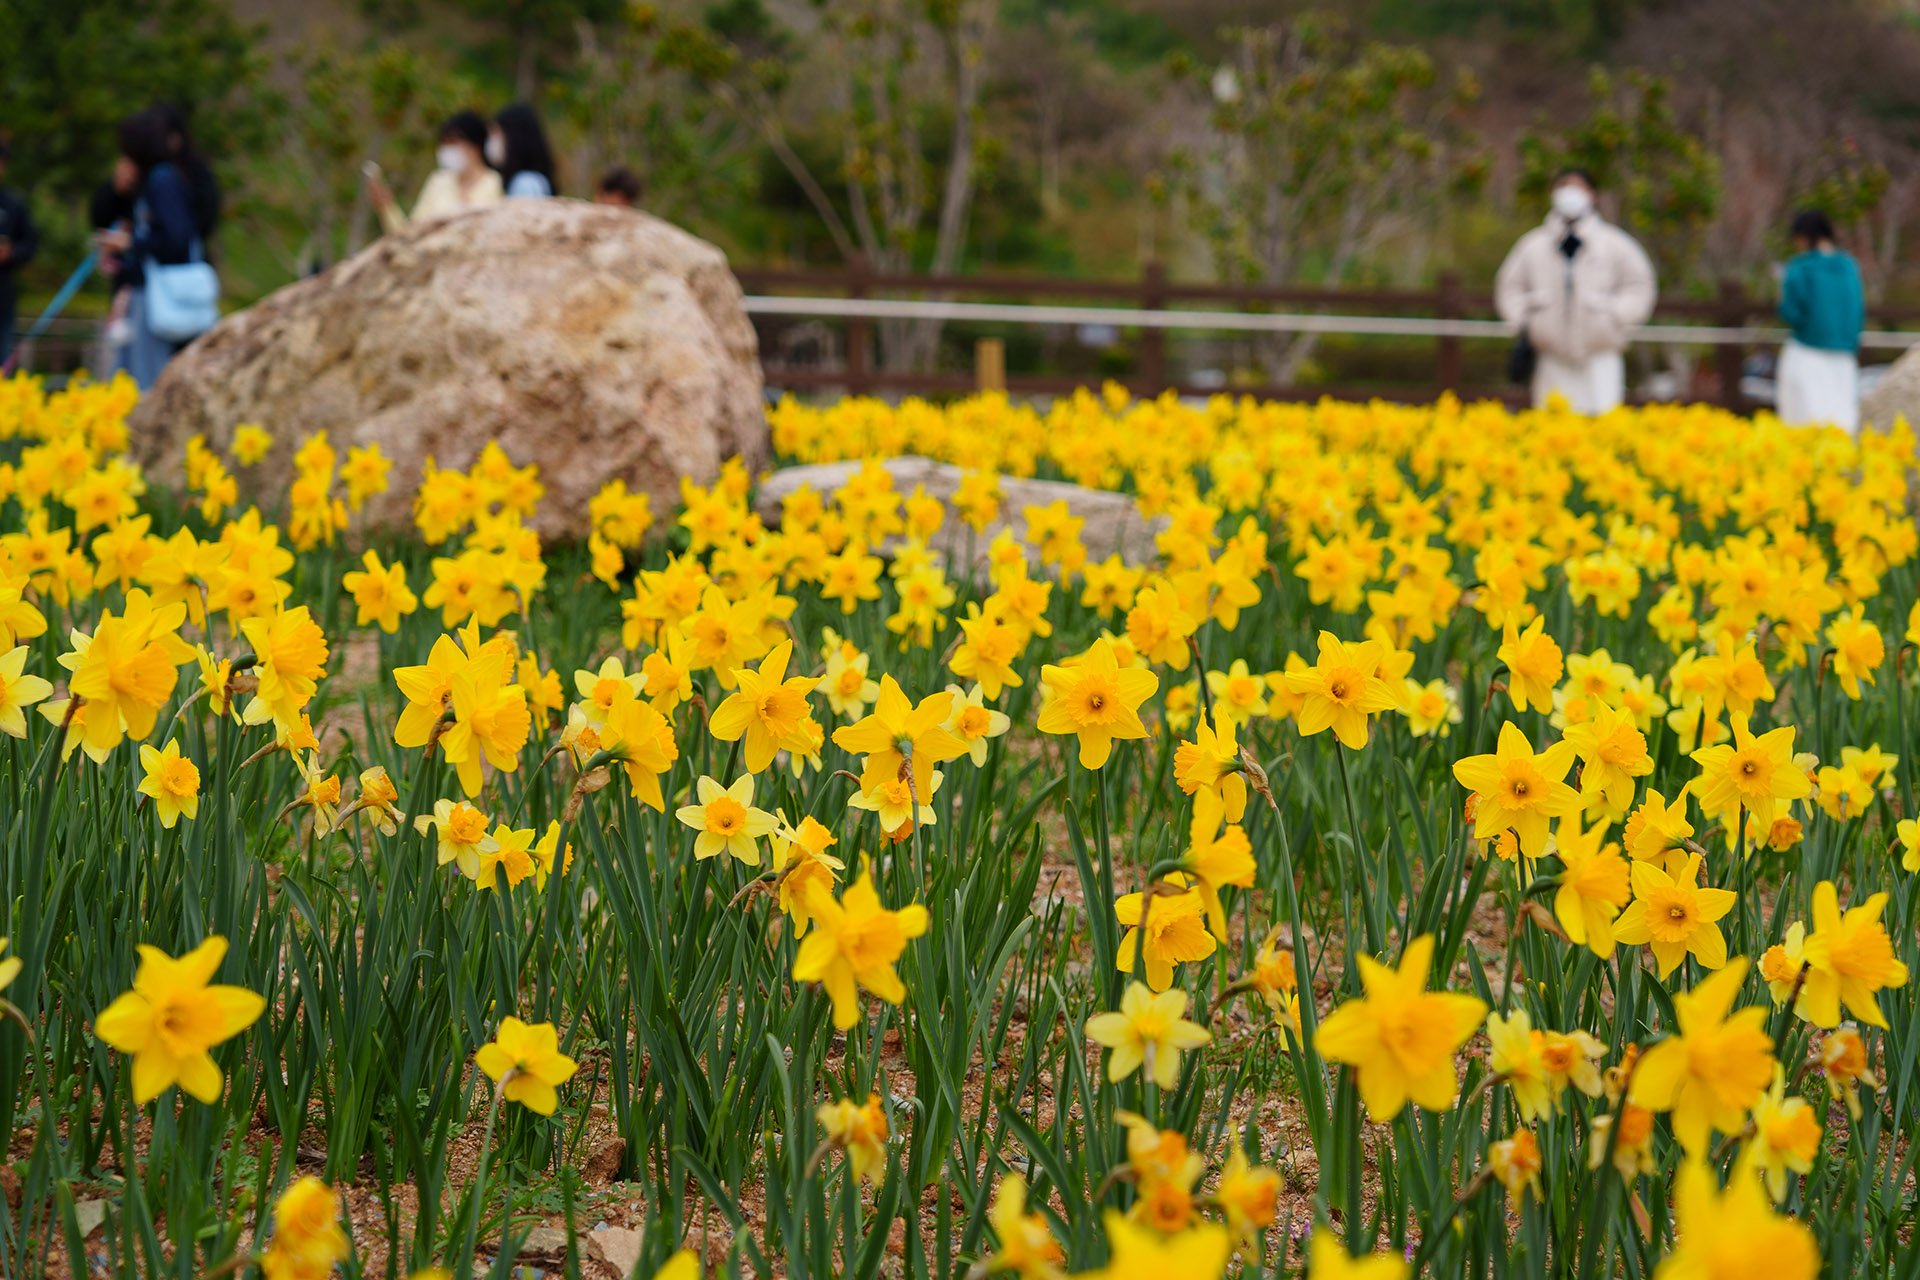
[72,1198,106,1239]
[752,455,1167,579]
[587,1225,646,1278]
[518,1227,570,1256]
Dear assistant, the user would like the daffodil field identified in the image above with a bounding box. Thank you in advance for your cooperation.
[2,374,1919,1280]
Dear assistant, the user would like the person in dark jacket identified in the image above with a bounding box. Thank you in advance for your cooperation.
[96,108,201,389]
[1776,209,1865,435]
[0,138,41,366]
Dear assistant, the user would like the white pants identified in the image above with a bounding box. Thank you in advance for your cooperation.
[1775,340,1858,436]
[1533,352,1625,415]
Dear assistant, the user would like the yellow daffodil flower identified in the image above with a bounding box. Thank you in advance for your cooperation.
[260,1177,351,1280]
[95,936,266,1104]
[1451,722,1581,859]
[1498,617,1563,713]
[710,641,820,774]
[1652,1156,1816,1280]
[1551,815,1631,958]
[1314,933,1486,1121]
[792,866,928,1029]
[816,1093,890,1183]
[1113,874,1215,993]
[0,644,54,738]
[1303,1228,1409,1280]
[1691,713,1811,821]
[675,773,778,866]
[1084,981,1211,1087]
[474,1016,579,1115]
[1613,851,1736,977]
[1036,636,1159,769]
[1630,959,1774,1153]
[136,739,200,828]
[981,1173,1063,1279]
[1797,880,1907,1028]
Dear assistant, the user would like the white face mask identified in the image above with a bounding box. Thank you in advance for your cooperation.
[1552,185,1593,220]
[485,134,506,167]
[436,144,469,174]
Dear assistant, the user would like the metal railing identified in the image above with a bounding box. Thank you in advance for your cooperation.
[4,317,101,380]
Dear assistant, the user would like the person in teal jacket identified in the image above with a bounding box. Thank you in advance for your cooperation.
[1776,210,1864,434]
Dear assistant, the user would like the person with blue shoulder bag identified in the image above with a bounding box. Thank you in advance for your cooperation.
[96,107,219,389]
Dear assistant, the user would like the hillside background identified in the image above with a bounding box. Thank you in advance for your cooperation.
[7,0,1920,385]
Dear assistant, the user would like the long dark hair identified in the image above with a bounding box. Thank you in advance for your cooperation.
[116,107,173,177]
[153,102,221,238]
[493,103,555,191]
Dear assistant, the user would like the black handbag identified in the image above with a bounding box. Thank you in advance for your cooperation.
[1507,326,1537,386]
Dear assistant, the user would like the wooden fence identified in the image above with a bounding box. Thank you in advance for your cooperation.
[737,262,1920,408]
[18,263,1920,408]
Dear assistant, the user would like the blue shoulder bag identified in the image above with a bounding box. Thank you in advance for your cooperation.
[144,236,221,344]
[138,170,222,344]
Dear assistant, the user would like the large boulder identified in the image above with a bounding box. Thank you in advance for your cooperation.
[1860,347,1920,433]
[129,200,766,539]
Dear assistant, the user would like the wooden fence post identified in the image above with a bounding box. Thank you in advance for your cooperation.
[1139,260,1167,396]
[975,338,1005,393]
[1716,277,1747,412]
[1437,270,1462,394]
[847,253,873,397]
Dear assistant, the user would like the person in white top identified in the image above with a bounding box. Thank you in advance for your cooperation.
[488,104,557,199]
[366,111,503,233]
[1495,167,1658,415]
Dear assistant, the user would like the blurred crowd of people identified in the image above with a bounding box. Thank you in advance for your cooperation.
[1,100,647,387]
[364,103,642,230]
[1493,166,1864,433]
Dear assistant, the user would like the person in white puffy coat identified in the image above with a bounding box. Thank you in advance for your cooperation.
[1495,168,1658,415]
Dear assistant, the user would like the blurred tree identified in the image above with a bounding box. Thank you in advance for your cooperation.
[236,44,474,278]
[1372,0,1643,49]
[1169,14,1479,382]
[654,11,858,261]
[1614,0,1920,298]
[447,0,626,100]
[660,0,999,371]
[1517,68,1721,291]
[0,0,268,260]
[1790,138,1889,250]
[996,10,1127,221]
[550,5,756,224]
